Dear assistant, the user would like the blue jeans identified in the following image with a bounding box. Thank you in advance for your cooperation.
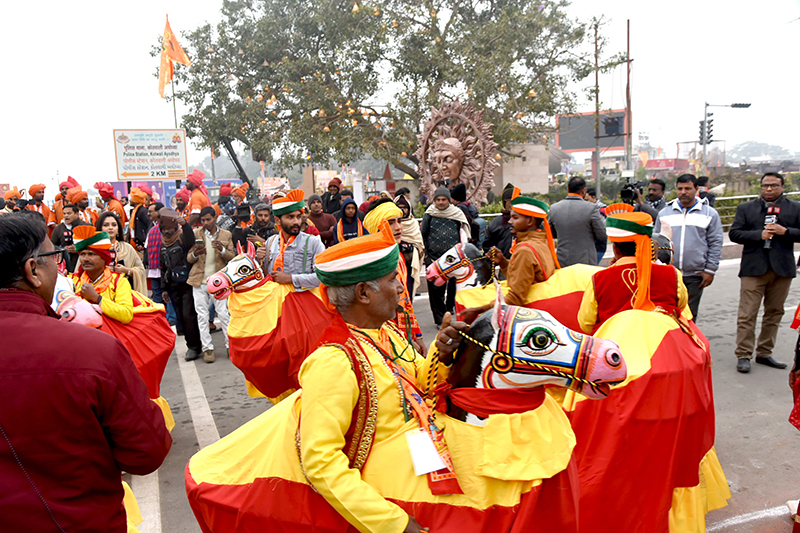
[150,276,177,324]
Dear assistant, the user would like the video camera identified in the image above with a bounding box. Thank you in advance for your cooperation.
[620,180,648,205]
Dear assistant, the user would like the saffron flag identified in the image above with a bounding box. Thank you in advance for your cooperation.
[158,15,191,98]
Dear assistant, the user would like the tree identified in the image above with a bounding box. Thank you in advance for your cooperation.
[172,0,602,180]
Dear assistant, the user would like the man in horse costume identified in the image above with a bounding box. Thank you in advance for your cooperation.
[186,222,629,532]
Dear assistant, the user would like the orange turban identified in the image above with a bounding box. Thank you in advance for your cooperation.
[67,187,87,204]
[4,187,20,201]
[130,187,148,205]
[55,193,62,201]
[232,182,249,200]
[29,184,45,197]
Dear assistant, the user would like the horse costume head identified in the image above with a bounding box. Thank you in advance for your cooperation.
[53,286,104,328]
[426,243,493,290]
[444,284,626,420]
[207,241,267,300]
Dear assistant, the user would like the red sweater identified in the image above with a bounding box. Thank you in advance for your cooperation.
[308,211,337,247]
[0,290,171,532]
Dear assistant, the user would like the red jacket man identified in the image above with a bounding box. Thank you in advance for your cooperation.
[0,214,171,532]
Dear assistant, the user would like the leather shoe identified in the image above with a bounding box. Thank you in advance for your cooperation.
[185,348,200,361]
[737,359,750,373]
[755,356,788,369]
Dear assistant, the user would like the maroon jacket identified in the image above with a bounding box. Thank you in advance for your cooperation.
[0,290,172,532]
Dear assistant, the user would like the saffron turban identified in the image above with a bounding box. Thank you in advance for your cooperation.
[232,182,249,200]
[510,187,560,269]
[94,182,115,199]
[606,212,654,311]
[4,187,20,201]
[129,187,148,205]
[67,187,87,204]
[363,201,403,234]
[272,190,305,216]
[28,184,45,197]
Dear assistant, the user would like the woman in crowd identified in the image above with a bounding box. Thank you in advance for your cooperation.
[96,211,146,293]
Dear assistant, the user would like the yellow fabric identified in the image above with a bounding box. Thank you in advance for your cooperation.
[668,447,731,532]
[152,396,175,432]
[188,322,578,533]
[363,202,403,234]
[245,380,266,398]
[123,480,143,532]
[561,310,677,412]
[477,397,575,481]
[454,263,601,311]
[576,258,690,333]
[72,270,134,324]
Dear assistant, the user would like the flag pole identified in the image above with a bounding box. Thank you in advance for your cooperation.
[171,82,178,129]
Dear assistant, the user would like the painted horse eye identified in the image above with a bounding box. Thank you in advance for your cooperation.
[518,327,557,354]
[445,255,456,263]
[237,265,251,275]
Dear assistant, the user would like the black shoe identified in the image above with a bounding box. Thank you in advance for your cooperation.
[737,359,750,373]
[755,356,788,369]
[185,348,200,361]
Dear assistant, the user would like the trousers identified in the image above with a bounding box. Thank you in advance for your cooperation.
[682,275,705,321]
[428,277,456,327]
[192,285,230,352]
[735,271,793,359]
[168,281,201,353]
[150,276,177,323]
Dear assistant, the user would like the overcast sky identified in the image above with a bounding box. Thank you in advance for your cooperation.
[1,0,797,197]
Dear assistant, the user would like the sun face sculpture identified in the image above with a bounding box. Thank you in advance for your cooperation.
[414,99,498,205]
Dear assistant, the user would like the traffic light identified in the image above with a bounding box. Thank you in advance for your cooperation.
[603,116,621,136]
[699,120,706,145]
[706,118,713,144]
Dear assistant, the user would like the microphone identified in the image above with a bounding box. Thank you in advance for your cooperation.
[764,205,781,249]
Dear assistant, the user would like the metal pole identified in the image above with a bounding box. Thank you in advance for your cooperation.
[626,19,632,171]
[702,102,708,175]
[171,82,178,129]
[594,22,601,197]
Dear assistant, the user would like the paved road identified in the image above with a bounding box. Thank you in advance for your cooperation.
[128,258,800,532]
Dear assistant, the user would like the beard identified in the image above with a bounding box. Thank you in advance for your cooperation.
[281,221,301,235]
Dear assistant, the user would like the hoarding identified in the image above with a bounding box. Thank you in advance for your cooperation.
[113,129,188,181]
[555,110,627,153]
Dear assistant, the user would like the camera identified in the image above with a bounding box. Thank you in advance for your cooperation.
[620,181,647,205]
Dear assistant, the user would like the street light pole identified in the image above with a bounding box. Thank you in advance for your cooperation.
[594,22,601,197]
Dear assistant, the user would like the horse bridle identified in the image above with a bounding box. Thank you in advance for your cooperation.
[213,258,266,294]
[430,248,496,285]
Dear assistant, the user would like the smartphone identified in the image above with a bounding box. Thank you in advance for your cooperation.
[116,259,125,266]
[195,239,204,245]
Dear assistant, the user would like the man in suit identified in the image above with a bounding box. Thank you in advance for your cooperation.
[729,172,800,373]
[548,176,607,267]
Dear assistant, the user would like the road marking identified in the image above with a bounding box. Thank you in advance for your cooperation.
[706,505,789,531]
[176,344,220,449]
[131,471,161,533]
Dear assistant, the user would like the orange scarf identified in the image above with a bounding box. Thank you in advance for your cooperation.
[335,216,364,242]
[77,267,115,293]
[393,257,421,338]
[273,231,296,272]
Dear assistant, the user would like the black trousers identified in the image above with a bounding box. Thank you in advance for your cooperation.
[428,277,457,327]
[167,281,201,352]
[683,275,704,322]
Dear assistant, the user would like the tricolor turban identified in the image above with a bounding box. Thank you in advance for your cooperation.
[316,220,399,288]
[73,226,114,264]
[509,187,560,269]
[363,201,403,234]
[219,182,233,197]
[28,184,46,197]
[606,212,654,311]
[4,187,20,201]
[272,189,305,216]
[94,182,115,199]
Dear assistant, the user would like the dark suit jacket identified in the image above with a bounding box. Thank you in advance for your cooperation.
[51,220,89,272]
[548,196,607,267]
[729,195,800,278]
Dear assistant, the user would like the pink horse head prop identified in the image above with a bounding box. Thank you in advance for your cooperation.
[53,286,104,328]
[207,241,267,300]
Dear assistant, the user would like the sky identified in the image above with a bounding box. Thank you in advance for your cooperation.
[1,0,798,199]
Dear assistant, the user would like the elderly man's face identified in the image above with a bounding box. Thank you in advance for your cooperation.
[148,204,160,222]
[433,147,463,180]
[367,269,403,324]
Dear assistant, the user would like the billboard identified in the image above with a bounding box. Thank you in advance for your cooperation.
[555,110,627,153]
[113,129,188,181]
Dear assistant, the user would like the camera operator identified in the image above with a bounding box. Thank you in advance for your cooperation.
[646,179,667,212]
[232,203,276,248]
[621,181,658,220]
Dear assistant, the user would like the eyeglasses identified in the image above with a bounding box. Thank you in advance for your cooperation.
[37,247,66,264]
[761,183,783,189]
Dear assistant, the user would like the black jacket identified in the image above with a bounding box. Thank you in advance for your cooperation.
[321,191,341,215]
[729,195,800,278]
[482,211,514,259]
[161,222,196,286]
[51,220,89,272]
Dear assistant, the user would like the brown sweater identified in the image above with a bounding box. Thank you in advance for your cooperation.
[501,230,556,306]
[308,211,337,247]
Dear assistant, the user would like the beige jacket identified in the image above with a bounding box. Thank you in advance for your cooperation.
[187,227,235,288]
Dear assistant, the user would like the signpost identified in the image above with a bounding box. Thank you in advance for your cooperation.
[113,129,188,181]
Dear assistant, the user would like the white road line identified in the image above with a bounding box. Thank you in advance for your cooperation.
[706,505,789,531]
[178,351,221,449]
[131,471,161,533]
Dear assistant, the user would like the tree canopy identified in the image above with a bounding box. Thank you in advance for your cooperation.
[173,0,601,178]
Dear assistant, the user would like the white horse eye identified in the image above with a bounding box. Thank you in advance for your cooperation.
[445,255,456,263]
[237,265,251,274]
[517,326,559,355]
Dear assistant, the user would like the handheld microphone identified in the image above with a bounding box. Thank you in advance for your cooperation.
[764,205,781,249]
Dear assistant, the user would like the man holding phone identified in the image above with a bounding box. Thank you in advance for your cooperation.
[187,206,235,363]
